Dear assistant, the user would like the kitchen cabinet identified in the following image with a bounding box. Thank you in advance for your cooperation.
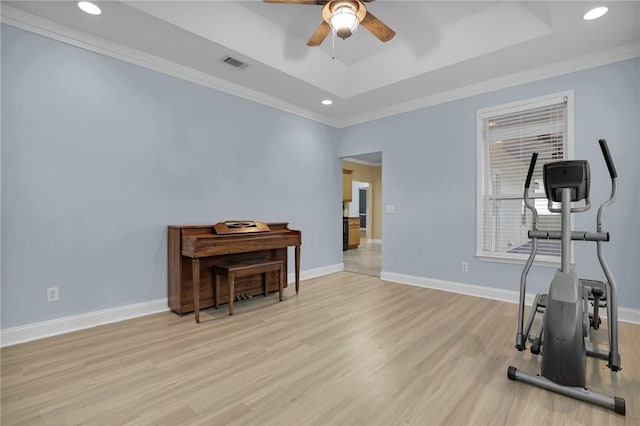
[348,217,360,249]
[342,169,353,202]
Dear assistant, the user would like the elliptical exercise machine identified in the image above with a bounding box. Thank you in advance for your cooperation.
[507,139,625,415]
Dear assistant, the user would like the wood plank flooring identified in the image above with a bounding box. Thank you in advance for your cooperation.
[2,272,638,425]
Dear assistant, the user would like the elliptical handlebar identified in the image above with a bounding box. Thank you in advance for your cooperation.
[516,152,539,351]
[597,139,618,232]
[599,139,617,179]
[594,138,621,372]
[524,152,538,189]
[523,153,539,226]
[523,153,538,210]
[524,152,538,190]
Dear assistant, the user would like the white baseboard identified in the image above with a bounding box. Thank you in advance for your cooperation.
[289,263,343,283]
[619,307,640,324]
[381,271,640,325]
[4,266,635,347]
[1,263,344,348]
[381,271,534,305]
[0,299,169,348]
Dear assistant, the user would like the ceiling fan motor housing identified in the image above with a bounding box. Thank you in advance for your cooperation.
[265,0,394,47]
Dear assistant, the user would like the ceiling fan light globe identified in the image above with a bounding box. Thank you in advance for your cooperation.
[329,3,359,39]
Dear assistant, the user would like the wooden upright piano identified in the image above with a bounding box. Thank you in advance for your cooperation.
[168,221,301,314]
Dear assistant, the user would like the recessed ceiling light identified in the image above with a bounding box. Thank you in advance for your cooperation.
[78,1,102,16]
[321,99,333,105]
[583,6,608,21]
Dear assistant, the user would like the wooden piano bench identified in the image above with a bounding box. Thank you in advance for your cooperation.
[207,259,284,321]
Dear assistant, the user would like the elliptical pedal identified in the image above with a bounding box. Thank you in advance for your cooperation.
[530,337,541,355]
[582,279,606,330]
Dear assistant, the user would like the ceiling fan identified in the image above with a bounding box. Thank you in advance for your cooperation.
[264,0,396,47]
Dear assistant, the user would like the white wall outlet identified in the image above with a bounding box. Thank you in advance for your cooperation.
[47,287,59,302]
[461,262,469,272]
[385,204,397,213]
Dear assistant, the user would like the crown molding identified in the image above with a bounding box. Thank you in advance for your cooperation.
[337,41,640,128]
[1,5,638,130]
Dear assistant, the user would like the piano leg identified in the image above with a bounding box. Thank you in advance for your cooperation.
[263,272,268,297]
[192,259,201,323]
[279,262,283,301]
[295,245,301,294]
[214,270,220,309]
[228,272,235,315]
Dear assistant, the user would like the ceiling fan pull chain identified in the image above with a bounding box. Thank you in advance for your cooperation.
[331,30,335,60]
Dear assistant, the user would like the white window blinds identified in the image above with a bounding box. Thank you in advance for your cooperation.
[477,93,571,262]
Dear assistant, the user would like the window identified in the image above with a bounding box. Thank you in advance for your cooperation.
[476,91,573,263]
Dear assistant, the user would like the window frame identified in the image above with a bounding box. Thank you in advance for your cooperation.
[475,90,574,266]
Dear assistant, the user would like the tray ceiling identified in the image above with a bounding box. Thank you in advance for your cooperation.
[2,1,639,127]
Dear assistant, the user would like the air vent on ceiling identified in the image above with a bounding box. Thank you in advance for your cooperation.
[222,56,248,69]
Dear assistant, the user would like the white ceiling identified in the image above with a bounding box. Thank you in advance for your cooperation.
[2,1,639,127]
[344,151,383,165]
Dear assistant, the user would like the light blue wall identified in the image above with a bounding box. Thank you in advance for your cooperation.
[1,25,343,329]
[339,57,640,310]
[2,23,639,332]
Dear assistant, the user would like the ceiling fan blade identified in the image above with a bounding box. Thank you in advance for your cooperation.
[263,0,327,4]
[307,21,331,47]
[360,11,396,42]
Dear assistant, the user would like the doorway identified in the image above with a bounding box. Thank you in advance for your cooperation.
[348,181,370,241]
[341,152,382,277]
[359,187,369,241]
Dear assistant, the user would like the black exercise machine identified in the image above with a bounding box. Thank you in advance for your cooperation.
[507,139,625,415]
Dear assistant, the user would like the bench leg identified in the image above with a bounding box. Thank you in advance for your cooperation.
[228,272,235,316]
[278,264,283,302]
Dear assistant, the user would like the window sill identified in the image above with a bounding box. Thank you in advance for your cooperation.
[476,254,565,268]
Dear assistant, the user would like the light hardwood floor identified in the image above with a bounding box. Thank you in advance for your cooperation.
[2,272,638,425]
